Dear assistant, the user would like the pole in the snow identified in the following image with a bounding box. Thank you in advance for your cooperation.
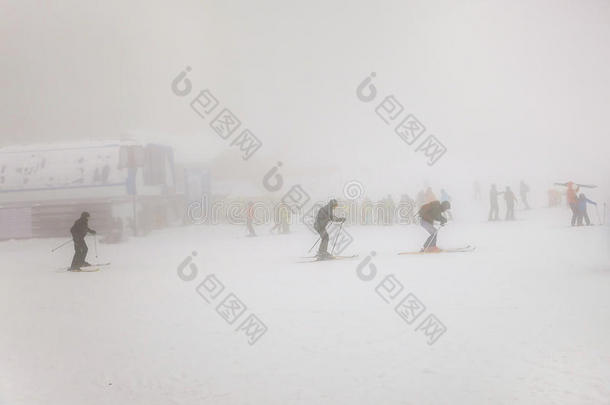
[94,234,98,258]
[330,222,343,256]
[308,235,321,254]
[51,239,72,253]
[423,227,440,251]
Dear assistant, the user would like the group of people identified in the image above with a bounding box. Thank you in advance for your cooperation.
[312,197,452,259]
[68,181,600,267]
[563,182,598,226]
[488,181,530,221]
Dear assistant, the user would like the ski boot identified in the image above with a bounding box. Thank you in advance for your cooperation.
[316,251,334,260]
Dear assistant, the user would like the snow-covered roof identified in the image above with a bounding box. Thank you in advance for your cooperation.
[0,140,140,153]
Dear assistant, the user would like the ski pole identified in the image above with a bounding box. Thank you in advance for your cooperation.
[596,204,602,226]
[423,227,440,251]
[330,222,344,256]
[51,239,73,253]
[308,236,321,254]
[94,234,98,258]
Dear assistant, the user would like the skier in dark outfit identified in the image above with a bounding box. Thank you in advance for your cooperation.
[503,186,518,220]
[489,184,500,221]
[314,199,345,259]
[70,212,96,270]
[576,193,597,226]
[418,200,450,252]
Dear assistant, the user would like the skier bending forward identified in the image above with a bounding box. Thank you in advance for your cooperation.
[70,212,96,270]
[418,200,451,252]
[314,199,345,259]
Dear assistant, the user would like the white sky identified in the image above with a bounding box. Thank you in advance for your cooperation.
[1,0,609,198]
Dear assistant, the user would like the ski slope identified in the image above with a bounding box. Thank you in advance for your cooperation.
[1,207,609,405]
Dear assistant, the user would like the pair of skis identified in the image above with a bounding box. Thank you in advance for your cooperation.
[299,245,475,262]
[67,262,110,272]
[397,245,476,255]
[298,255,358,263]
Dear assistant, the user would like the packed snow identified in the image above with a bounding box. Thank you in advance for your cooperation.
[1,206,609,405]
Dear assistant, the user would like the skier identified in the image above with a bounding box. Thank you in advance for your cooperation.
[503,186,518,220]
[398,194,415,224]
[69,212,96,270]
[489,184,500,221]
[424,187,437,204]
[270,202,281,234]
[474,181,481,200]
[384,195,395,225]
[566,182,580,226]
[519,180,530,209]
[246,201,256,237]
[576,193,597,226]
[418,200,451,252]
[361,198,373,225]
[440,188,453,220]
[278,201,291,234]
[314,199,346,259]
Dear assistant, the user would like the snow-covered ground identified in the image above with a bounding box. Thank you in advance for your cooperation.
[1,207,609,405]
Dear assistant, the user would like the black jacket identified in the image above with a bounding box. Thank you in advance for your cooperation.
[418,201,447,225]
[314,203,340,230]
[71,217,94,240]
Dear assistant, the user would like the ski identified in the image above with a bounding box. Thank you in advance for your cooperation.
[68,267,100,272]
[398,245,475,255]
[82,262,110,267]
[66,262,109,271]
[554,182,597,189]
[298,254,359,263]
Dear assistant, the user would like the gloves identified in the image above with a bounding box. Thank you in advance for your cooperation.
[90,230,97,235]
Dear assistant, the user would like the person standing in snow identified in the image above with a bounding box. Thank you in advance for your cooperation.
[440,188,453,220]
[418,200,451,252]
[519,180,530,209]
[424,187,437,204]
[576,193,597,226]
[474,181,481,200]
[503,186,518,220]
[246,201,257,237]
[314,199,345,259]
[279,201,291,234]
[70,212,96,270]
[566,182,580,226]
[489,184,500,221]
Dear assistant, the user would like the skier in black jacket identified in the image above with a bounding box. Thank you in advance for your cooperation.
[314,199,345,259]
[70,212,96,270]
[489,184,500,221]
[418,200,450,252]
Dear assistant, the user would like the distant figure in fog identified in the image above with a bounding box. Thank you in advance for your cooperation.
[424,187,437,204]
[246,201,257,237]
[474,181,481,200]
[503,186,518,220]
[278,202,291,234]
[440,188,453,220]
[69,212,96,270]
[489,184,500,221]
[520,180,530,209]
[576,193,597,226]
[566,182,580,226]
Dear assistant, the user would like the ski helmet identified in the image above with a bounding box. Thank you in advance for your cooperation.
[81,211,90,218]
[329,199,338,207]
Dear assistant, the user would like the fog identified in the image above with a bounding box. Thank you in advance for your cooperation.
[2,2,610,404]
[2,0,609,198]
